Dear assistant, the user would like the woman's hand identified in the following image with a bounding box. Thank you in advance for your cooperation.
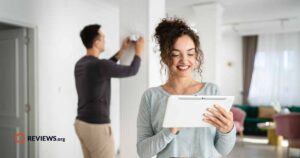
[169,128,181,135]
[203,104,234,134]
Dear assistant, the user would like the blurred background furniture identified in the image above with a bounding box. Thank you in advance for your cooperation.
[274,113,300,157]
[257,122,282,146]
[234,104,300,136]
[234,105,275,136]
[231,107,246,137]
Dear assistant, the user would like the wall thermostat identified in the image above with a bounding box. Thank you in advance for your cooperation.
[129,34,139,42]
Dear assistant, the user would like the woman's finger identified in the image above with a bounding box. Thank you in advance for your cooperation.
[214,105,231,118]
[203,117,221,129]
[203,114,223,127]
[207,107,228,125]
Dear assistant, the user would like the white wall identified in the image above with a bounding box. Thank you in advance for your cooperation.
[119,0,165,157]
[119,1,148,157]
[167,6,197,27]
[193,4,223,84]
[219,27,243,104]
[149,0,167,87]
[0,0,120,157]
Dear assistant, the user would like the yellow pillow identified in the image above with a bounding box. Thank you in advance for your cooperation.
[258,106,277,119]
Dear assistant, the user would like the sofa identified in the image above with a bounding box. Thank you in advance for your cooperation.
[234,104,300,136]
[274,113,300,157]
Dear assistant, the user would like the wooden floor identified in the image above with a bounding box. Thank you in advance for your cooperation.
[224,136,300,158]
[116,136,300,158]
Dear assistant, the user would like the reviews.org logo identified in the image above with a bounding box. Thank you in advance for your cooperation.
[15,132,26,144]
[15,132,66,144]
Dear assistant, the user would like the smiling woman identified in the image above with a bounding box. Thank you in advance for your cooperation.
[136,17,236,158]
[154,17,203,79]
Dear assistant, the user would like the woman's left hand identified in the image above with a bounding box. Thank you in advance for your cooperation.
[203,104,234,134]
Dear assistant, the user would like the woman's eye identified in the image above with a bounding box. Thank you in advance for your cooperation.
[188,53,195,56]
[171,53,180,57]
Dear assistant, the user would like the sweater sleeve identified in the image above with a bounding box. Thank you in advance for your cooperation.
[214,126,236,155]
[137,92,176,158]
[109,55,118,63]
[99,55,141,78]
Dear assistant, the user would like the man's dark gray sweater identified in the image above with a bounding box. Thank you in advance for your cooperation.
[75,55,141,124]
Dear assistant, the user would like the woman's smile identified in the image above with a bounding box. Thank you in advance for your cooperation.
[176,65,190,71]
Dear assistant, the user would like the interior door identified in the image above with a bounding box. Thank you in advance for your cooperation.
[0,28,28,158]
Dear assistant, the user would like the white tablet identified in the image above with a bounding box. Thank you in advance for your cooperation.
[162,95,235,128]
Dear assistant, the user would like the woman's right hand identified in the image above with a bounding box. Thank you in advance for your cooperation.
[169,128,181,134]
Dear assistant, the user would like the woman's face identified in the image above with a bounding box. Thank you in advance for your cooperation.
[168,35,197,78]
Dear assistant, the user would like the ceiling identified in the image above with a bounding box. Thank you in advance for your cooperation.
[166,0,300,24]
[103,0,300,24]
[166,0,300,11]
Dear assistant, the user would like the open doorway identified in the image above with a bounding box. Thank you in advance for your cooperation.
[0,21,37,158]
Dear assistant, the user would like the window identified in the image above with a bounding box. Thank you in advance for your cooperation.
[248,32,300,106]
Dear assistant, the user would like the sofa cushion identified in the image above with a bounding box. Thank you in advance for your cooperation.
[244,117,270,136]
[233,104,276,136]
[234,105,258,117]
[246,106,258,118]
[258,106,277,119]
[289,106,300,113]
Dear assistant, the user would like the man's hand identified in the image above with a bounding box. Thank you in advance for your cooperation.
[134,37,144,57]
[114,37,131,60]
[203,104,234,134]
[120,37,131,52]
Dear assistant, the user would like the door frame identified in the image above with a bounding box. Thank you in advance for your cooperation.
[0,17,39,158]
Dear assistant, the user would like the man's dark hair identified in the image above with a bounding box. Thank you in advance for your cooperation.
[80,24,101,49]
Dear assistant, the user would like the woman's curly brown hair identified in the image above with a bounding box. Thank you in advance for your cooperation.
[154,17,204,78]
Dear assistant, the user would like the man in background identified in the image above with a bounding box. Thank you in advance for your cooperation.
[74,24,144,158]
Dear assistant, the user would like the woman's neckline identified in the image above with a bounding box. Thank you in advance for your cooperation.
[159,82,207,96]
